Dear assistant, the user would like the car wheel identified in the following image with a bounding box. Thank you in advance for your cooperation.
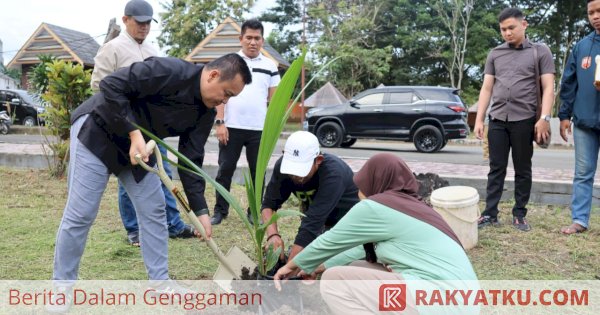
[413,125,443,153]
[0,122,9,135]
[316,122,343,147]
[22,116,36,127]
[340,137,357,148]
[440,138,448,149]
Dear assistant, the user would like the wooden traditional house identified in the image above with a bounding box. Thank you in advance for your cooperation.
[7,23,100,89]
[185,17,289,72]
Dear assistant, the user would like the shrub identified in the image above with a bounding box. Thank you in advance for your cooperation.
[40,60,93,177]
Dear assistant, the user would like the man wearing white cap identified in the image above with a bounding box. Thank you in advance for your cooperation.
[261,131,360,262]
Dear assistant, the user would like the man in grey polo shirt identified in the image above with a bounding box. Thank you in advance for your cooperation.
[474,7,555,232]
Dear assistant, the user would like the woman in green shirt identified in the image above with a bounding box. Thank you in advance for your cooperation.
[273,153,477,314]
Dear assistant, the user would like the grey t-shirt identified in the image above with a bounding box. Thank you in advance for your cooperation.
[484,39,555,122]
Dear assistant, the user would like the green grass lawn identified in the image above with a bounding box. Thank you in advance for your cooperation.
[1,167,598,280]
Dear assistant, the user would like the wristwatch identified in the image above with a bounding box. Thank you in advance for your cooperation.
[214,119,225,125]
[542,115,551,122]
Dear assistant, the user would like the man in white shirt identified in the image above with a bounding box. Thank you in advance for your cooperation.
[211,19,281,225]
[91,0,196,245]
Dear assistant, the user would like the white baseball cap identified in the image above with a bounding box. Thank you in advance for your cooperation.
[280,131,320,177]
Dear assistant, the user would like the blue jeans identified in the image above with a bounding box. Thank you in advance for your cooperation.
[571,125,600,228]
[118,144,186,237]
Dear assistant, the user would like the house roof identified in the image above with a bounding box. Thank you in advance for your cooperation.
[304,82,348,108]
[7,22,100,69]
[185,17,289,69]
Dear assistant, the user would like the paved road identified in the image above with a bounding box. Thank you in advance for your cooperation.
[322,140,574,172]
[0,133,575,171]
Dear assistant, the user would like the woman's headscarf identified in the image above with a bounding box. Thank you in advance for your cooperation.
[354,153,462,262]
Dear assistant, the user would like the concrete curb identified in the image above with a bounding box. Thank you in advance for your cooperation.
[2,147,597,206]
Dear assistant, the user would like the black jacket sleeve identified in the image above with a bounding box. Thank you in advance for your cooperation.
[294,166,347,248]
[261,158,293,211]
[179,109,216,216]
[97,57,173,136]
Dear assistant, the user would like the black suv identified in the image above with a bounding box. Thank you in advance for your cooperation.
[304,86,469,153]
[0,89,46,126]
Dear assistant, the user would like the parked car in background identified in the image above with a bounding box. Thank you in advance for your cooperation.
[304,86,469,153]
[0,89,46,126]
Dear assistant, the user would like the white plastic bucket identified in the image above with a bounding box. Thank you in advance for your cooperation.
[430,186,480,250]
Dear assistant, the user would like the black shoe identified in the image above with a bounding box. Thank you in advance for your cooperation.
[478,215,499,229]
[211,212,226,225]
[170,224,197,238]
[512,216,531,232]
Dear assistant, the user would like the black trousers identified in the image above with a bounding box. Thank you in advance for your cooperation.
[214,128,262,215]
[482,117,535,218]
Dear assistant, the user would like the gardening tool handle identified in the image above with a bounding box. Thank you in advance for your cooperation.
[134,140,158,173]
[182,208,240,277]
[135,141,239,277]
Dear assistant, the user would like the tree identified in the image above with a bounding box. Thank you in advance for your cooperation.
[40,61,93,177]
[0,64,21,82]
[157,0,252,58]
[380,0,445,86]
[27,55,56,97]
[260,0,303,61]
[307,0,392,97]
[375,0,502,104]
[429,0,474,90]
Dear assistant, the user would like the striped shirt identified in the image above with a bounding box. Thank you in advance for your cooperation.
[224,51,280,130]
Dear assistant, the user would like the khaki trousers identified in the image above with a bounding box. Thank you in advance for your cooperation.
[320,261,417,315]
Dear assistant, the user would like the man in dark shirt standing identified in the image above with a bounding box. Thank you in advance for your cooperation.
[52,54,251,283]
[473,8,555,232]
[261,131,360,261]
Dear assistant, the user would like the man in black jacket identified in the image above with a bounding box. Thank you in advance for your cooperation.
[52,54,251,282]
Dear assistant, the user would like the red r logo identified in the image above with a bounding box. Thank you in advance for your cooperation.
[379,284,407,312]
[582,56,592,69]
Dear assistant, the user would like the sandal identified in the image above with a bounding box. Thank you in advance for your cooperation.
[127,231,140,247]
[560,223,587,235]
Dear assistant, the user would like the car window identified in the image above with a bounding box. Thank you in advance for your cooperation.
[355,93,384,105]
[418,89,459,102]
[15,91,35,105]
[0,91,6,102]
[6,92,18,103]
[388,92,414,104]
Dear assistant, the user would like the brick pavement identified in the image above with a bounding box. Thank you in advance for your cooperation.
[3,141,600,205]
[0,142,592,184]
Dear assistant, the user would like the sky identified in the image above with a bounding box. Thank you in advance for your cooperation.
[0,0,275,66]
